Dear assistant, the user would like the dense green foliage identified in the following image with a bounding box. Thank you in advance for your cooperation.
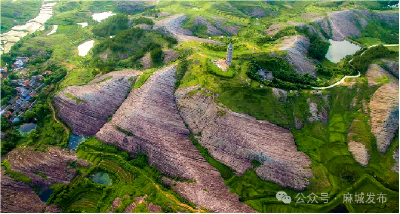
[246,54,318,89]
[351,45,396,73]
[92,14,129,38]
[132,17,154,26]
[89,28,176,72]
[150,48,163,66]
[0,0,42,32]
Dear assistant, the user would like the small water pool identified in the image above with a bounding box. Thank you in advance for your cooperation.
[325,39,361,63]
[19,123,37,134]
[92,172,112,186]
[38,188,53,203]
[68,134,85,151]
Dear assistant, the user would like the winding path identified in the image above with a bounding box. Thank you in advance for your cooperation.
[312,44,399,90]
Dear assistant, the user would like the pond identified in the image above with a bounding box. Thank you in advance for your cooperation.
[38,188,53,203]
[92,11,116,22]
[325,39,361,63]
[78,40,95,56]
[92,172,112,186]
[68,134,85,151]
[19,123,37,134]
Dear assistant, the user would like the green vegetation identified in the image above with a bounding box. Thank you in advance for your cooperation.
[132,17,154,26]
[150,48,164,66]
[0,0,42,32]
[246,54,318,89]
[114,126,134,136]
[92,14,129,38]
[47,138,201,213]
[351,45,397,73]
[297,26,330,60]
[189,133,234,180]
[1,159,32,184]
[89,28,177,72]
[66,93,85,103]
[34,170,48,179]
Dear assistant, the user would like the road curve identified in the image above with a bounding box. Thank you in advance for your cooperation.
[312,44,398,90]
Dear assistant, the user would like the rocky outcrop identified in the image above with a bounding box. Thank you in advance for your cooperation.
[53,70,140,136]
[45,204,62,213]
[175,86,313,190]
[163,50,180,64]
[347,119,370,166]
[244,7,266,17]
[366,64,393,87]
[1,170,46,213]
[279,35,317,77]
[123,196,147,213]
[265,24,282,37]
[193,16,224,36]
[134,23,152,30]
[214,18,240,35]
[272,87,287,102]
[328,10,366,41]
[368,65,399,154]
[383,60,399,78]
[305,10,399,41]
[96,65,255,212]
[355,9,399,27]
[307,97,329,124]
[4,148,78,189]
[153,14,222,44]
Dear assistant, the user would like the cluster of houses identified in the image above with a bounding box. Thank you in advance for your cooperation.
[1,57,48,124]
[1,57,30,78]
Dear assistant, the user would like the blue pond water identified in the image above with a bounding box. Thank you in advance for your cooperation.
[325,39,361,63]
[92,172,112,186]
[38,188,53,203]
[68,134,85,150]
[19,123,37,134]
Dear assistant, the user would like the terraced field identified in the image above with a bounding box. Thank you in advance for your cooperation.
[98,159,134,183]
[47,138,204,213]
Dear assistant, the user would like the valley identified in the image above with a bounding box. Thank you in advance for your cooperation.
[1,0,399,213]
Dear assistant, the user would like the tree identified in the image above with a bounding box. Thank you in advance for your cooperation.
[150,48,163,66]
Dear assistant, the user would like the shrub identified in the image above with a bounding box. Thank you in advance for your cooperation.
[150,48,163,66]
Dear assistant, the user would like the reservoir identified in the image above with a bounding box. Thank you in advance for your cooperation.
[78,40,95,56]
[325,39,361,63]
[92,172,112,186]
[92,11,116,22]
[19,123,37,134]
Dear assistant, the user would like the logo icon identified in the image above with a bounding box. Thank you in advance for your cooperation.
[276,191,292,204]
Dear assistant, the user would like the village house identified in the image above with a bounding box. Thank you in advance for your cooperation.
[13,60,24,69]
[16,57,29,63]
[258,69,274,82]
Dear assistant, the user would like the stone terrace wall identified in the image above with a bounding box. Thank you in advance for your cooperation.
[96,65,255,212]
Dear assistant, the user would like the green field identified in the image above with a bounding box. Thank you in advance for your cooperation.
[47,138,204,213]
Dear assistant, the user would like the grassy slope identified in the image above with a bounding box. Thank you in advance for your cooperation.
[177,53,398,212]
[0,0,42,32]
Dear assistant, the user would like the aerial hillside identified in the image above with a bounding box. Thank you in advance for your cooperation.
[53,70,140,136]
[0,0,399,213]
